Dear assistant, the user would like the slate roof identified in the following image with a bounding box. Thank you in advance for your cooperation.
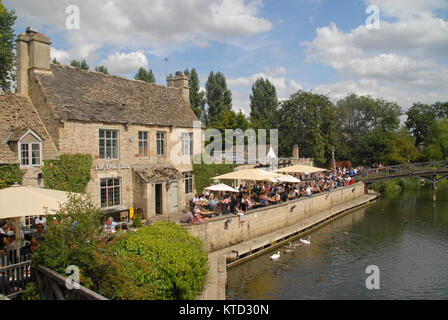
[34,64,199,128]
[0,93,58,164]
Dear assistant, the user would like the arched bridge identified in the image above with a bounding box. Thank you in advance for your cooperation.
[356,161,448,200]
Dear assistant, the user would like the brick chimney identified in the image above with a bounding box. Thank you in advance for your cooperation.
[293,145,300,158]
[166,71,190,104]
[16,27,52,96]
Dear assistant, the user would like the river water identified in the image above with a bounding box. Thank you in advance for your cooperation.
[226,185,448,300]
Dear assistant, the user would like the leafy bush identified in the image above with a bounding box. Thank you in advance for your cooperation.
[113,221,209,300]
[32,196,208,300]
[132,214,143,228]
[42,154,92,193]
[0,164,24,189]
[32,194,105,286]
[21,282,40,300]
[193,155,235,194]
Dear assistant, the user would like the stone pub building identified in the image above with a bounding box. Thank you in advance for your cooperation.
[2,28,202,219]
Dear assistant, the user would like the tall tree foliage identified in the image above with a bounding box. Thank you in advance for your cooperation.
[335,94,402,165]
[249,78,279,132]
[134,67,156,83]
[278,90,338,166]
[382,129,420,165]
[94,65,109,74]
[70,59,89,70]
[204,71,232,126]
[422,119,448,161]
[405,101,448,145]
[184,68,205,120]
[0,1,17,92]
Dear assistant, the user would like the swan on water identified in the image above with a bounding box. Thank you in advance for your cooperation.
[270,251,281,260]
[300,236,311,245]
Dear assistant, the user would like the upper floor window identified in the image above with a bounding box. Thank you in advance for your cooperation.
[182,132,193,157]
[156,131,166,156]
[18,130,42,167]
[99,129,119,160]
[138,131,149,158]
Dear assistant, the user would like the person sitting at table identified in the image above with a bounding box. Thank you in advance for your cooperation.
[270,192,281,205]
[221,196,231,215]
[199,194,207,202]
[234,203,246,223]
[192,194,200,204]
[242,194,252,211]
[305,185,313,197]
[104,217,117,234]
[259,192,268,206]
[208,194,219,212]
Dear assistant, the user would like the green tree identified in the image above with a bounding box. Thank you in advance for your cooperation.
[204,71,232,126]
[278,90,338,166]
[335,94,402,165]
[383,129,420,165]
[0,2,17,92]
[134,67,156,83]
[52,57,60,65]
[70,59,89,70]
[184,68,205,120]
[94,65,109,74]
[249,78,279,133]
[422,119,448,161]
[405,103,437,145]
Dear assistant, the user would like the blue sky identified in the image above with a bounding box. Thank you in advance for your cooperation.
[5,0,448,114]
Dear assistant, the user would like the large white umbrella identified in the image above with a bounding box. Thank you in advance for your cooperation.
[212,168,281,181]
[276,175,301,183]
[276,164,327,174]
[0,186,77,219]
[205,184,239,193]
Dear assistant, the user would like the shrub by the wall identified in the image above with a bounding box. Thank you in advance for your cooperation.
[0,164,24,189]
[42,154,92,193]
[113,221,209,300]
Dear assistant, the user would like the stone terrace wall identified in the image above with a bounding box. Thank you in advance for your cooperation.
[185,182,365,253]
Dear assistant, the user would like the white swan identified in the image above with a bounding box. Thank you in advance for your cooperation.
[300,236,311,245]
[270,251,281,260]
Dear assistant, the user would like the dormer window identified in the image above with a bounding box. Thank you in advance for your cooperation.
[17,129,43,167]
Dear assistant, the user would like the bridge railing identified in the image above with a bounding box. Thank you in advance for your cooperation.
[357,161,448,183]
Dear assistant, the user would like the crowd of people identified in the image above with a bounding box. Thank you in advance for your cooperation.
[0,215,132,266]
[0,217,47,266]
[180,166,366,225]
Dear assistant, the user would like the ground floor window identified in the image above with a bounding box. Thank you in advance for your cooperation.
[100,178,121,207]
[184,172,193,194]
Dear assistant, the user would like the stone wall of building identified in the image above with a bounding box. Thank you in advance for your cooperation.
[57,120,198,215]
[185,182,366,253]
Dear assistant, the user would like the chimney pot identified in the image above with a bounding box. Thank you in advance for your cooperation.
[26,26,39,34]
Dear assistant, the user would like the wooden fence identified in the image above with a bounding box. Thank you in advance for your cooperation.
[33,265,108,300]
[0,260,32,299]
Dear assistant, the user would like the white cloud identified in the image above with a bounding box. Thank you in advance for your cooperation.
[100,51,149,75]
[228,67,305,115]
[7,0,272,57]
[301,1,448,111]
[50,47,70,64]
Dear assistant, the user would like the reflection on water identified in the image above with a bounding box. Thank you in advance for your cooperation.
[226,185,448,300]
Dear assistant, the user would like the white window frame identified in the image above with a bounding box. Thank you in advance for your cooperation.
[99,129,120,160]
[100,177,122,208]
[156,131,166,157]
[138,131,149,159]
[183,171,193,195]
[18,129,43,168]
[181,132,193,157]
